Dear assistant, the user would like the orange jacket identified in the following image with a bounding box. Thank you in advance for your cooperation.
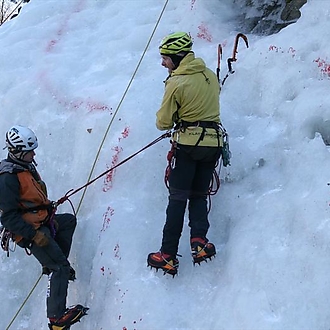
[18,171,51,229]
[0,159,52,242]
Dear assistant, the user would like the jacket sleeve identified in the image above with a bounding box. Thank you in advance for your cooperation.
[0,173,37,240]
[156,78,180,130]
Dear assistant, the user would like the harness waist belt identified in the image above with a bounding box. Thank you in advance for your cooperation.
[175,121,220,130]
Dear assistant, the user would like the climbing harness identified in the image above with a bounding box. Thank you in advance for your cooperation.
[163,121,228,213]
[220,33,249,86]
[0,201,59,257]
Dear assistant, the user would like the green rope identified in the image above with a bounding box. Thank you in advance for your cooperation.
[5,0,169,328]
[6,274,43,330]
[75,0,170,213]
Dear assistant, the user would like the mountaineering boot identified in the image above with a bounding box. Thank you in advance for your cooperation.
[42,265,76,281]
[48,304,89,330]
[147,251,179,277]
[190,237,216,264]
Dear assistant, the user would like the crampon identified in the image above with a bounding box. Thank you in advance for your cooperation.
[48,304,89,330]
[191,238,216,265]
[147,252,179,277]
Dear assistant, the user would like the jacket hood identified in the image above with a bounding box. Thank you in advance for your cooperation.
[171,52,206,76]
[0,158,29,175]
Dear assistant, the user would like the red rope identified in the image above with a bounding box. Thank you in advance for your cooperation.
[56,132,171,206]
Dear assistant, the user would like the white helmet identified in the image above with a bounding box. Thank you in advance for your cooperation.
[5,125,38,155]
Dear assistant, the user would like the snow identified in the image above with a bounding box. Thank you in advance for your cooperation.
[1,0,330,329]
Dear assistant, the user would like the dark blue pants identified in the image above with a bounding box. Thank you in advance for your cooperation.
[29,213,76,318]
[161,144,220,256]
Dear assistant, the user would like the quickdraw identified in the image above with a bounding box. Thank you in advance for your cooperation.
[220,127,231,167]
[0,226,16,257]
[164,141,176,190]
[219,33,249,86]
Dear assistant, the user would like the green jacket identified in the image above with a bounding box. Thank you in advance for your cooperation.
[156,52,222,147]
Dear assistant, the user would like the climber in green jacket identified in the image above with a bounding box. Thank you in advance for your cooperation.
[148,32,223,276]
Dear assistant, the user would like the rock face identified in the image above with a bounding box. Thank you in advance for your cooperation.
[232,0,307,35]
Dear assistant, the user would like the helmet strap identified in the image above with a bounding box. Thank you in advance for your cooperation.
[167,52,188,69]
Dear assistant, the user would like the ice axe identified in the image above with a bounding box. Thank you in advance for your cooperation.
[219,33,249,86]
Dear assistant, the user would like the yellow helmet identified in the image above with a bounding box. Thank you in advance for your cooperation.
[159,32,193,55]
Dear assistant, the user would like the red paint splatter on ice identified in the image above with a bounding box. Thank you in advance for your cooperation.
[269,45,279,52]
[42,1,111,113]
[103,145,123,192]
[102,127,130,191]
[221,40,228,48]
[87,100,112,113]
[45,0,86,52]
[268,45,296,57]
[38,71,112,113]
[73,0,86,13]
[288,47,296,58]
[101,206,114,231]
[119,126,130,140]
[197,24,212,42]
[114,243,121,259]
[314,57,330,77]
